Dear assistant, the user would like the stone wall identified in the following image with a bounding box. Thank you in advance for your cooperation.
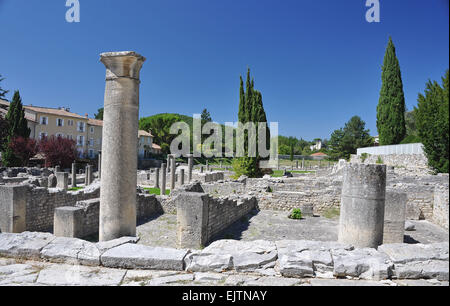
[433,184,449,230]
[175,191,257,249]
[350,153,430,174]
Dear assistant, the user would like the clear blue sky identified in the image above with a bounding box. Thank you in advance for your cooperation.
[0,0,448,140]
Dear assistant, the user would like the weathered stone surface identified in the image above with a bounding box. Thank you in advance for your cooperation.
[394,260,449,281]
[40,237,100,266]
[0,263,40,286]
[309,279,391,286]
[394,279,449,286]
[147,273,194,286]
[194,272,227,283]
[201,240,278,272]
[186,254,233,272]
[95,236,140,254]
[36,264,126,286]
[405,221,416,231]
[101,243,188,271]
[275,240,353,278]
[0,232,55,260]
[332,248,394,280]
[245,276,301,286]
[379,242,449,263]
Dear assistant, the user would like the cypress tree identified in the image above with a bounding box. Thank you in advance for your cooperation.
[2,90,31,166]
[377,37,406,145]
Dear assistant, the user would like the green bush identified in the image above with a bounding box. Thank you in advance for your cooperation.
[376,156,384,164]
[360,153,369,163]
[400,134,421,144]
[289,208,303,220]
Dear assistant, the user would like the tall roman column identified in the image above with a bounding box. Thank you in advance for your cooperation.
[338,163,386,248]
[170,155,176,191]
[99,51,146,241]
[98,151,102,179]
[187,154,193,182]
[71,162,77,188]
[161,163,167,196]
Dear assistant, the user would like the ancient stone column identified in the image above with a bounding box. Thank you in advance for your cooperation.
[170,155,176,191]
[383,191,407,244]
[155,168,160,189]
[206,160,209,172]
[296,160,299,169]
[180,169,185,186]
[302,159,305,169]
[187,154,193,182]
[56,172,69,190]
[85,165,92,186]
[98,151,102,179]
[200,166,204,173]
[99,51,146,241]
[338,163,387,248]
[71,162,77,188]
[55,166,60,174]
[161,163,167,196]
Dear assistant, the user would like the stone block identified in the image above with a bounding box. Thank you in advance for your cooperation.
[0,232,55,260]
[40,237,100,266]
[56,172,69,190]
[100,243,188,271]
[0,185,28,233]
[383,191,407,244]
[54,207,84,238]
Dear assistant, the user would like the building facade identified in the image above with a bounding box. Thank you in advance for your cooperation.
[0,99,162,159]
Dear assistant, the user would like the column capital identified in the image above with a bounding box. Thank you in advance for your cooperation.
[100,51,146,81]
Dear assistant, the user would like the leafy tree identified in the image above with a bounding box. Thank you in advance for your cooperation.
[0,74,8,99]
[0,116,8,150]
[233,68,269,178]
[39,136,77,168]
[377,37,406,145]
[329,116,374,160]
[201,109,212,123]
[94,108,104,120]
[2,91,31,166]
[414,70,449,173]
[9,137,38,166]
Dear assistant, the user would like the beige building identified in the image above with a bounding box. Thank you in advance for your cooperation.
[0,99,162,159]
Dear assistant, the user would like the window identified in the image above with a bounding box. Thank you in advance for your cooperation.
[77,122,85,132]
[77,135,85,146]
[67,120,74,126]
[39,132,48,140]
[56,118,64,127]
[89,138,94,147]
[89,149,95,159]
[56,133,64,138]
[67,135,74,140]
[40,117,48,125]
[90,126,95,133]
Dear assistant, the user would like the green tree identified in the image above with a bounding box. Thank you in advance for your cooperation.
[377,37,406,145]
[233,68,269,178]
[329,116,374,160]
[0,74,9,99]
[201,108,212,122]
[94,107,104,120]
[2,91,31,166]
[414,70,449,173]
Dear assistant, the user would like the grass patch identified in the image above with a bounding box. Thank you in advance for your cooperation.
[291,170,314,174]
[68,187,84,191]
[143,188,170,196]
[322,207,340,219]
[288,208,303,220]
[271,170,285,177]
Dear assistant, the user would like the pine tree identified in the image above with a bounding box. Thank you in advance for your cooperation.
[377,37,406,145]
[2,90,31,166]
[234,69,269,177]
[414,70,449,173]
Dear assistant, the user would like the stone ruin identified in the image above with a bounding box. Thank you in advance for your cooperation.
[0,51,448,284]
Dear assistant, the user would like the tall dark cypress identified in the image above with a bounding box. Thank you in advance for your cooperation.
[377,37,406,145]
[2,90,31,166]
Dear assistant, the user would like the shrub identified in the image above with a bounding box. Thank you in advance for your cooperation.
[39,136,77,168]
[360,153,369,163]
[289,208,303,220]
[9,137,38,166]
[376,156,384,164]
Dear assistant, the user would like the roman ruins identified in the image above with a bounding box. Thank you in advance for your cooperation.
[0,51,448,286]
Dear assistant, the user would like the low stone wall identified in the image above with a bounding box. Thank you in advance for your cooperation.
[175,192,257,249]
[433,184,449,230]
[350,154,430,174]
[54,194,167,239]
[0,232,448,281]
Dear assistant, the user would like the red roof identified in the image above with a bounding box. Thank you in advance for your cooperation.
[310,152,328,157]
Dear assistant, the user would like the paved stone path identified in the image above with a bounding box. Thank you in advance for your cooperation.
[1,258,447,286]
[136,210,449,249]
